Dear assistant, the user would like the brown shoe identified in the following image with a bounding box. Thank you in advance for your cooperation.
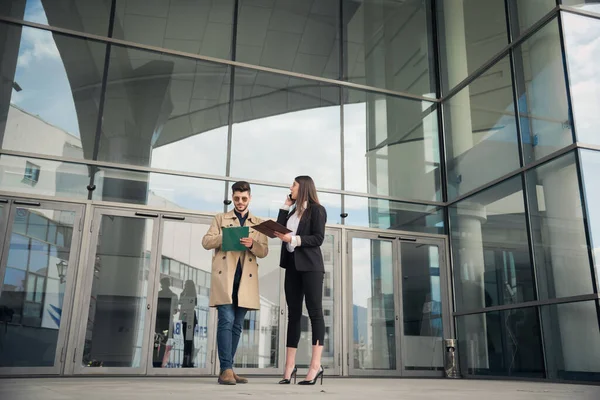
[233,371,248,384]
[218,369,236,385]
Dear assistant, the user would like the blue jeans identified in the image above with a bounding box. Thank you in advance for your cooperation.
[217,304,247,372]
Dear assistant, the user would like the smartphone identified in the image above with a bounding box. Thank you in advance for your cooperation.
[288,194,295,203]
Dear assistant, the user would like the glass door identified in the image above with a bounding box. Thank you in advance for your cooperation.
[146,213,217,376]
[73,208,159,375]
[0,198,84,375]
[346,231,450,377]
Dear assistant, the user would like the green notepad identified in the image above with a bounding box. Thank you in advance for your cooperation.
[222,226,249,252]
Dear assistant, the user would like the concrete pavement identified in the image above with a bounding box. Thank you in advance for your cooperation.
[1,377,599,400]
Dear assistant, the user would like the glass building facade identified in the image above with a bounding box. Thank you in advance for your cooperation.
[0,0,598,382]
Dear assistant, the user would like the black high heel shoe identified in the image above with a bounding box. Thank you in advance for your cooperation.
[298,366,324,385]
[278,366,297,384]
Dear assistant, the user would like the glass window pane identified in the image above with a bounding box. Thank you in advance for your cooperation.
[6,234,29,271]
[98,46,230,174]
[580,149,600,287]
[343,0,435,97]
[514,19,572,164]
[0,24,106,161]
[92,167,225,214]
[450,177,535,312]
[563,13,600,146]
[562,0,600,12]
[541,300,600,381]
[28,239,49,274]
[0,0,111,36]
[344,195,444,234]
[344,89,441,201]
[438,0,509,92]
[26,211,48,242]
[444,55,520,199]
[113,0,234,59]
[0,155,91,199]
[230,69,341,189]
[508,0,557,37]
[526,152,594,299]
[351,238,396,370]
[456,307,544,378]
[236,0,339,79]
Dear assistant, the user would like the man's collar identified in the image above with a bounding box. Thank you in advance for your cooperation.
[224,209,257,223]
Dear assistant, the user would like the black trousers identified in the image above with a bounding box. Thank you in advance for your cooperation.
[284,256,325,348]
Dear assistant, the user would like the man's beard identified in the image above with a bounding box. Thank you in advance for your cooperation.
[235,204,248,213]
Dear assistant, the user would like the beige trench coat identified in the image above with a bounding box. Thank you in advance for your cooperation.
[201,210,268,310]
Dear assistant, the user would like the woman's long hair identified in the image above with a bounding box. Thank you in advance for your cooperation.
[294,175,320,216]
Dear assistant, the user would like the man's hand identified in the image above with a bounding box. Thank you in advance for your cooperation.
[240,237,254,248]
[274,232,292,243]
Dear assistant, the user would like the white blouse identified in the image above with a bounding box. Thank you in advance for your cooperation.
[281,202,306,253]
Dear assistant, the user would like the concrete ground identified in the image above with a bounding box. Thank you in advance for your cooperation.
[1,377,599,400]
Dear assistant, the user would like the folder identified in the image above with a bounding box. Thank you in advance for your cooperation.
[222,226,249,252]
[251,220,292,239]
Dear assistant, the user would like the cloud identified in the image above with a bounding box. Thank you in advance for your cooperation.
[17,26,60,69]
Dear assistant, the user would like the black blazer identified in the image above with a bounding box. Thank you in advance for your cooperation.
[277,202,327,272]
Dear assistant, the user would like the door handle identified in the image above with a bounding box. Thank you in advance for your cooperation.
[399,237,417,242]
[14,200,41,206]
[0,199,8,203]
[378,235,396,240]
[135,212,159,218]
[163,215,185,221]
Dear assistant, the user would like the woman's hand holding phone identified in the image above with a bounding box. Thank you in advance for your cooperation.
[285,193,295,207]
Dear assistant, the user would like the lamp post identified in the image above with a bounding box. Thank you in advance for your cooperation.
[56,260,68,283]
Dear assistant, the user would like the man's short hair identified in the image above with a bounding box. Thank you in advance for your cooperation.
[232,181,251,194]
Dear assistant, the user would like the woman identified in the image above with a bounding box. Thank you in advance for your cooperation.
[180,280,198,368]
[274,176,327,385]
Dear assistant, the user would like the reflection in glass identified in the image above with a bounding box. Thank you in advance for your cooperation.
[0,208,75,367]
[450,177,535,312]
[507,0,557,37]
[296,233,336,369]
[0,0,112,36]
[153,220,212,369]
[231,68,341,189]
[84,215,153,368]
[438,0,508,92]
[514,19,572,163]
[0,24,106,161]
[344,195,444,234]
[579,149,600,287]
[400,243,443,371]
[444,55,520,199]
[351,238,396,370]
[342,0,435,96]
[562,0,600,12]
[0,155,91,199]
[92,167,224,214]
[236,0,339,79]
[234,236,281,368]
[456,307,544,378]
[563,13,600,146]
[98,45,230,173]
[526,152,593,299]
[113,0,234,59]
[343,89,441,201]
[540,301,600,381]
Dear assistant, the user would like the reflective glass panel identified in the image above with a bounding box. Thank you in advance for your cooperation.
[526,152,594,299]
[98,45,230,174]
[236,0,339,79]
[444,55,520,199]
[153,220,212,369]
[400,242,443,371]
[540,300,600,381]
[563,13,600,146]
[507,0,557,37]
[579,149,600,287]
[92,167,225,214]
[0,0,112,36]
[514,19,572,164]
[456,307,544,378]
[0,24,106,161]
[450,177,535,312]
[234,236,282,368]
[0,155,91,199]
[344,195,444,234]
[114,0,234,59]
[562,0,600,12]
[343,0,435,97]
[351,237,397,370]
[343,89,441,201]
[84,214,153,368]
[438,0,509,92]
[230,68,341,189]
[0,207,75,367]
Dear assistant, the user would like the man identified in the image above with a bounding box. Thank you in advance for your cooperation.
[202,181,269,385]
